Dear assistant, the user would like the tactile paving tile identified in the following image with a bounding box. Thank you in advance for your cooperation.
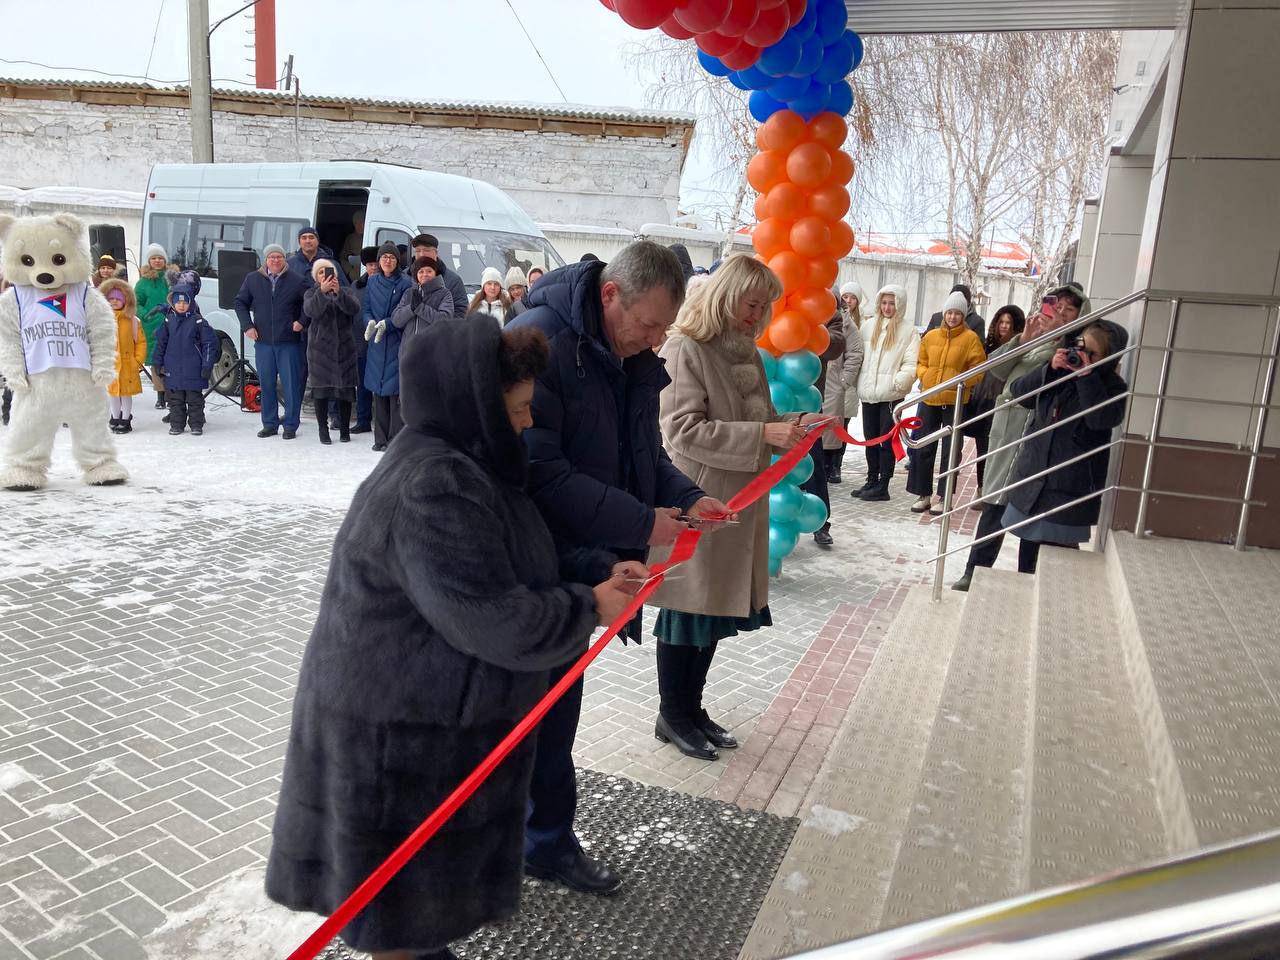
[1109,533,1280,845]
[880,569,1036,927]
[1029,547,1169,888]
[740,587,965,959]
[319,769,797,960]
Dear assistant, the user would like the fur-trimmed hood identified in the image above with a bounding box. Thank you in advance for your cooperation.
[97,278,136,313]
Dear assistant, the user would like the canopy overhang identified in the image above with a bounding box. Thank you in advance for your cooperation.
[845,0,1189,34]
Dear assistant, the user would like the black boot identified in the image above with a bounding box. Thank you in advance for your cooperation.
[154,391,165,409]
[853,474,878,498]
[813,524,834,546]
[338,400,352,442]
[119,416,133,434]
[1,387,11,425]
[655,642,717,761]
[315,399,332,445]
[109,416,122,433]
[693,642,737,749]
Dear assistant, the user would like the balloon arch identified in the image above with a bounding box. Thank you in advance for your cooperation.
[601,0,865,573]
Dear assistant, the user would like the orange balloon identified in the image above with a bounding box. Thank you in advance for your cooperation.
[807,256,839,289]
[760,110,807,153]
[768,250,807,291]
[826,149,855,186]
[793,286,837,323]
[766,181,809,222]
[755,124,770,153]
[751,218,791,260]
[771,310,811,352]
[789,217,831,259]
[757,326,779,355]
[754,193,770,222]
[786,142,832,188]
[747,150,788,193]
[826,219,855,259]
[808,112,849,151]
[805,323,831,356]
[809,184,850,222]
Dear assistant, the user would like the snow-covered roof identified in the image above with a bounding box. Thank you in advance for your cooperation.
[0,183,145,212]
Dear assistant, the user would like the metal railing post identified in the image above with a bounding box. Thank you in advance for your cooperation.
[933,389,965,601]
[1135,298,1181,538]
[1236,305,1280,549]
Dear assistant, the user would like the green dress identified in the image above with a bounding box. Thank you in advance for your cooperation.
[653,606,772,648]
[134,273,170,364]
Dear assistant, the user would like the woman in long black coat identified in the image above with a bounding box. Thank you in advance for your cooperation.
[265,320,640,960]
[304,259,361,444]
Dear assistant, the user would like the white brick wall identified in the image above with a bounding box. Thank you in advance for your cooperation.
[0,97,684,228]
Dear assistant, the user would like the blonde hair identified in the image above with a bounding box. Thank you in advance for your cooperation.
[869,284,907,352]
[672,255,782,342]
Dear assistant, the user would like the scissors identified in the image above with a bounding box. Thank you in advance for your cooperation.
[676,513,740,527]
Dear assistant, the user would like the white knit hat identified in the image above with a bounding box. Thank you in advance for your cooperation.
[839,281,865,301]
[145,243,167,261]
[480,267,504,286]
[263,243,287,259]
[504,266,527,288]
[942,291,969,315]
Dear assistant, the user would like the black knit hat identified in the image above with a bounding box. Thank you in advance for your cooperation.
[377,241,400,260]
[361,245,379,265]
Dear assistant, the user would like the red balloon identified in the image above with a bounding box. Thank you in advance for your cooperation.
[751,218,791,260]
[785,0,805,22]
[747,150,788,193]
[766,181,808,221]
[790,217,832,258]
[695,30,740,57]
[807,256,839,289]
[718,0,760,37]
[771,311,811,352]
[809,184,850,221]
[674,0,732,34]
[659,13,695,38]
[805,323,831,356]
[786,142,833,188]
[758,0,786,6]
[826,149,855,186]
[768,251,807,291]
[720,40,761,70]
[793,287,837,323]
[759,110,807,153]
[599,0,616,8]
[745,3,790,47]
[809,113,849,150]
[614,0,677,29]
[827,219,855,259]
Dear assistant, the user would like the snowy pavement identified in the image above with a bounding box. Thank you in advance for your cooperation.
[0,387,977,959]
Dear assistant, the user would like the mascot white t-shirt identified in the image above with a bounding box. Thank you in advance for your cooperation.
[15,282,92,375]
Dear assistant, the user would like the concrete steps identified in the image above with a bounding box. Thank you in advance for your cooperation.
[739,533,1280,960]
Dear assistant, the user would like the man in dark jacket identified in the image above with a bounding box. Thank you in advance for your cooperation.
[508,240,731,895]
[411,234,467,318]
[350,245,379,433]
[926,283,985,339]
[234,243,309,439]
[288,225,349,288]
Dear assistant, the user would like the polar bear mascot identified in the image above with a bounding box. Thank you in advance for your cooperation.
[0,213,128,491]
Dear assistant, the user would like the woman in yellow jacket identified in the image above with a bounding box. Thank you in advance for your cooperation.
[99,279,149,434]
[906,290,986,514]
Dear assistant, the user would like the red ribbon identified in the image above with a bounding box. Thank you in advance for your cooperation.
[284,415,918,960]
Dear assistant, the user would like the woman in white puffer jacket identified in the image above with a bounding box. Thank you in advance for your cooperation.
[853,284,920,502]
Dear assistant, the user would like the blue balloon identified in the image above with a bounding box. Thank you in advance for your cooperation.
[767,74,809,102]
[792,80,831,118]
[768,522,800,560]
[768,555,783,577]
[849,30,865,71]
[826,80,853,117]
[791,2,819,42]
[769,483,803,523]
[816,0,848,45]
[758,32,803,78]
[697,50,732,77]
[728,71,752,91]
[758,347,778,380]
[769,378,796,413]
[815,34,855,84]
[749,90,787,124]
[739,65,773,89]
[796,384,824,412]
[772,453,814,485]
[776,349,821,391]
[795,492,829,534]
[791,34,825,78]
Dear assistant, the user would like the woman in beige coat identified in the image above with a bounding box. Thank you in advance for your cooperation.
[651,256,815,761]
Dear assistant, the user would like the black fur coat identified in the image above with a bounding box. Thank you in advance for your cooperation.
[265,320,613,953]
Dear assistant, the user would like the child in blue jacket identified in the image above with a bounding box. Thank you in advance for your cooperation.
[153,282,219,436]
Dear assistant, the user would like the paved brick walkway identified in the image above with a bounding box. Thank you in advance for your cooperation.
[0,436,987,959]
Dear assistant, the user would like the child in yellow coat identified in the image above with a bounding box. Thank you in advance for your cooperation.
[99,279,148,434]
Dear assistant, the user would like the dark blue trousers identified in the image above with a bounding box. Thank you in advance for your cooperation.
[255,342,303,431]
[524,661,584,864]
[355,354,373,428]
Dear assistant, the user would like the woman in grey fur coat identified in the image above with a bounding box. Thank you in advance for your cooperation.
[265,320,641,960]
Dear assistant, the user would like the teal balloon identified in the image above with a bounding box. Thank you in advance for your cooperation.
[758,347,778,380]
[768,522,800,560]
[769,380,796,414]
[773,453,814,485]
[795,492,829,534]
[769,483,803,523]
[796,384,824,413]
[768,555,783,577]
[776,350,821,391]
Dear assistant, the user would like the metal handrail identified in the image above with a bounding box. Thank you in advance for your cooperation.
[784,828,1280,960]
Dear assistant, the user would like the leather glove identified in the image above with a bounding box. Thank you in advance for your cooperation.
[411,286,425,310]
[364,320,377,342]
[373,319,387,343]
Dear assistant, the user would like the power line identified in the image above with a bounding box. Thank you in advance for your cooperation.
[0,56,272,87]
[502,0,569,104]
[144,0,166,81]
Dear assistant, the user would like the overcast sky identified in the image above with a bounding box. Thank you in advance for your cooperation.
[0,0,733,216]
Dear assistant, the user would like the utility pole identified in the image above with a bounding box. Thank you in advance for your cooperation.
[188,0,214,162]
